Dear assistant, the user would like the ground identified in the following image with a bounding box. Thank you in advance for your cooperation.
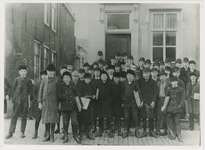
[3,118,200,146]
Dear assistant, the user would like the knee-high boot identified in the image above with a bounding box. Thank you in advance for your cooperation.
[50,123,55,142]
[43,124,50,142]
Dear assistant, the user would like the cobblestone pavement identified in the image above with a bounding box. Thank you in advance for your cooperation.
[4,118,201,146]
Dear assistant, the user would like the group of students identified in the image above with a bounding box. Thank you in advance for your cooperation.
[5,51,200,144]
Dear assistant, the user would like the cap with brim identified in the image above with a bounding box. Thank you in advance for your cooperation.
[101,71,108,76]
[172,66,180,72]
[18,65,27,71]
[98,51,103,56]
[88,65,94,70]
[159,61,165,66]
[78,68,85,73]
[40,70,47,75]
[84,73,92,79]
[107,65,115,70]
[83,63,89,67]
[158,71,166,76]
[183,57,189,63]
[93,62,98,66]
[72,70,79,76]
[170,76,178,82]
[189,60,196,65]
[113,72,121,78]
[175,59,182,64]
[94,67,101,71]
[46,64,56,71]
[127,69,135,76]
[120,71,127,78]
[151,68,158,72]
[62,71,71,78]
[61,65,67,70]
[189,72,197,77]
[143,68,151,73]
[139,57,145,62]
[145,59,151,64]
[153,62,160,67]
[165,66,172,71]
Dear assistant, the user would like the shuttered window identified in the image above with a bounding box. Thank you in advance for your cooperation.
[151,12,178,62]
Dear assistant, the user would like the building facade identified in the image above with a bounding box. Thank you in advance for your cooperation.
[70,3,200,69]
[5,3,76,84]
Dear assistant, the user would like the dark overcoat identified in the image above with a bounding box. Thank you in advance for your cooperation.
[38,77,60,124]
[96,80,112,118]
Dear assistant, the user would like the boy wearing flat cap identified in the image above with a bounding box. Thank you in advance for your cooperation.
[138,68,158,138]
[170,67,185,89]
[83,63,90,73]
[107,65,115,81]
[6,65,33,139]
[136,57,145,79]
[161,76,185,142]
[145,59,151,69]
[186,72,200,131]
[32,70,48,139]
[121,69,143,138]
[78,73,96,142]
[151,68,160,83]
[58,71,81,144]
[180,57,190,88]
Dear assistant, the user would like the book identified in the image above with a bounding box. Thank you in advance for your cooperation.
[75,97,82,111]
[81,97,91,110]
[133,91,141,107]
[194,93,200,100]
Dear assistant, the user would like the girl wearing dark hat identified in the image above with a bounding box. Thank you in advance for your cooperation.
[38,64,60,142]
[95,71,113,138]
[78,73,96,142]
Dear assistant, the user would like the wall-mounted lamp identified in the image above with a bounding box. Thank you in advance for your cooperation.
[99,4,104,24]
[133,4,139,23]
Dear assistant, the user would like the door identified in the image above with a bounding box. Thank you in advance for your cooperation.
[106,34,131,61]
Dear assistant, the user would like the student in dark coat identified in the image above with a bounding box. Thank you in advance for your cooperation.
[151,68,160,83]
[107,65,115,81]
[121,70,143,138]
[32,70,47,139]
[95,71,113,138]
[5,65,33,139]
[188,60,200,81]
[180,57,190,87]
[136,57,145,79]
[110,72,123,136]
[78,73,96,142]
[169,67,185,89]
[161,77,185,142]
[4,77,11,114]
[58,71,81,144]
[138,68,158,138]
[38,64,60,142]
[186,72,200,130]
[91,67,101,133]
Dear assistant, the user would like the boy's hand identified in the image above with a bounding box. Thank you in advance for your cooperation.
[150,102,155,108]
[121,104,123,107]
[38,103,42,110]
[5,95,9,100]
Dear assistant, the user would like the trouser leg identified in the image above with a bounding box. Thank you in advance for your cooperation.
[21,101,28,133]
[123,107,130,132]
[9,102,20,133]
[189,113,194,130]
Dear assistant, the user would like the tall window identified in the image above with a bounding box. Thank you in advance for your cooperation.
[44,3,50,26]
[51,3,57,32]
[51,50,57,66]
[151,12,178,62]
[34,40,41,83]
[44,46,49,68]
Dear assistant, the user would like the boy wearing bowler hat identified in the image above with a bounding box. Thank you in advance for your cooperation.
[83,63,90,73]
[107,65,115,81]
[121,69,143,138]
[6,65,33,139]
[138,68,158,138]
[161,76,185,142]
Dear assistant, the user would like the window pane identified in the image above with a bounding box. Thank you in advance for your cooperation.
[153,14,164,29]
[166,47,176,62]
[153,31,163,46]
[166,31,176,46]
[107,14,129,29]
[166,14,177,29]
[153,47,163,62]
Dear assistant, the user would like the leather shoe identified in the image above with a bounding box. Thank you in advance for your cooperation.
[32,132,37,139]
[63,136,68,143]
[150,131,158,138]
[5,133,13,139]
[21,132,25,138]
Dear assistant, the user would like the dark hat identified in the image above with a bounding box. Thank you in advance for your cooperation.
[83,62,89,67]
[151,68,158,72]
[120,71,127,78]
[120,61,126,65]
[93,61,98,66]
[115,52,120,57]
[78,68,85,73]
[88,65,94,70]
[153,62,160,67]
[113,72,121,78]
[111,56,116,60]
[143,68,151,73]
[139,57,145,62]
[98,51,103,56]
[183,57,189,63]
[98,59,104,64]
[128,55,134,60]
[165,58,171,63]
[60,65,67,70]
[159,61,165,66]
[46,64,56,71]
[175,59,182,64]
[40,70,47,75]
[115,63,121,67]
[189,60,196,65]
[127,69,135,76]
[100,71,108,76]
[158,71,166,76]
[103,61,107,66]
[18,65,27,71]
[107,65,115,70]
[135,70,141,76]
[172,66,180,72]
[62,71,71,78]
[145,59,151,64]
[189,72,197,77]
[165,66,172,71]
[94,67,101,71]
[170,76,178,82]
[84,73,92,79]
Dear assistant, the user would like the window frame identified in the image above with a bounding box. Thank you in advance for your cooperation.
[44,3,50,26]
[34,40,42,83]
[51,50,57,66]
[51,3,57,32]
[150,11,180,63]
[43,45,50,69]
